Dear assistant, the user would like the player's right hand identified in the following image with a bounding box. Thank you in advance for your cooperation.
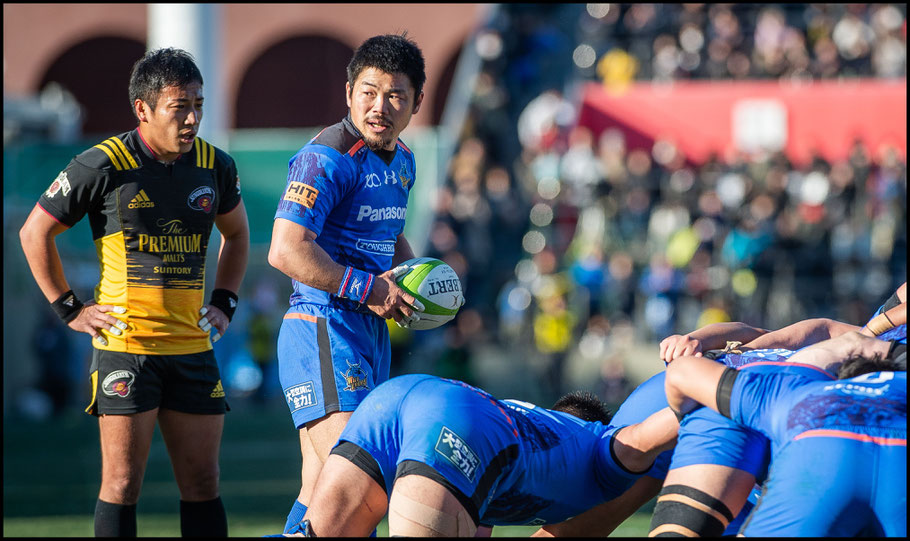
[67,300,127,346]
[659,334,703,364]
[366,266,425,326]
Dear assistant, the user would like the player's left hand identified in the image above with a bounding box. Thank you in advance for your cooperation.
[199,305,229,343]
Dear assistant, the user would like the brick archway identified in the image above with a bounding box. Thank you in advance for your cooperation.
[235,35,354,129]
[39,36,147,137]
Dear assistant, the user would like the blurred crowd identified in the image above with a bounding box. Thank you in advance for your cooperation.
[416,3,908,406]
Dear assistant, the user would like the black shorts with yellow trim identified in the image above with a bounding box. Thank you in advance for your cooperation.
[86,349,229,416]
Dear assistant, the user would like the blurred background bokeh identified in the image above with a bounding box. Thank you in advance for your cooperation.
[4,3,906,419]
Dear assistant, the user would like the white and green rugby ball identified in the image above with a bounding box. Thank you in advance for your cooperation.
[395,257,464,330]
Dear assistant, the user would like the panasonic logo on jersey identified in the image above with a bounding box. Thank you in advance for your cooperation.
[356,205,407,222]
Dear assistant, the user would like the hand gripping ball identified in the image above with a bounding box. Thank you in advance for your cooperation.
[395,257,464,330]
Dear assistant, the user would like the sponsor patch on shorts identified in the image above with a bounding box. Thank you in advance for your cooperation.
[435,426,480,482]
[102,370,136,398]
[285,381,318,411]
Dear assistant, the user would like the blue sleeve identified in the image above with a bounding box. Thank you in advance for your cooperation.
[593,428,644,499]
[274,145,354,236]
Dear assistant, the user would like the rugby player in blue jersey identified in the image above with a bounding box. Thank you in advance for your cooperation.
[267,33,429,534]
[531,285,907,537]
[284,374,680,537]
[649,286,905,536]
[663,331,906,537]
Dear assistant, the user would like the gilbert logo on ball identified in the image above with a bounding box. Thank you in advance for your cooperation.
[396,257,464,330]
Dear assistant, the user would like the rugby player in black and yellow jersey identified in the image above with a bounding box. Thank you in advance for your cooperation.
[19,48,249,537]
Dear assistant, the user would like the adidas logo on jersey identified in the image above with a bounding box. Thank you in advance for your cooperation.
[128,190,155,209]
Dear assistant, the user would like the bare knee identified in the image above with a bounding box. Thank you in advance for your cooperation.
[175,464,220,501]
[100,472,144,505]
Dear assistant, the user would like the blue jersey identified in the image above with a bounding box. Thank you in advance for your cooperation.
[729,370,906,536]
[336,374,643,526]
[274,115,416,308]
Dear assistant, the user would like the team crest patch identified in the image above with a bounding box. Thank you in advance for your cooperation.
[283,181,320,209]
[435,426,480,482]
[339,360,370,392]
[102,370,136,398]
[188,186,215,213]
[399,163,412,189]
[285,381,318,411]
[44,171,72,199]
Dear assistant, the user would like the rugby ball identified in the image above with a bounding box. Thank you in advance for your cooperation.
[395,257,464,330]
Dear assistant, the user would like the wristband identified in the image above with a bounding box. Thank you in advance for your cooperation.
[209,288,239,321]
[865,312,895,336]
[337,266,376,304]
[51,289,84,323]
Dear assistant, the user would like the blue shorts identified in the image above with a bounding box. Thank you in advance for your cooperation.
[742,436,907,537]
[670,407,770,481]
[277,303,390,428]
[337,374,521,521]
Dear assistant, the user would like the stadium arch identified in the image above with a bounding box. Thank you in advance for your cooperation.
[234,35,354,129]
[37,36,147,138]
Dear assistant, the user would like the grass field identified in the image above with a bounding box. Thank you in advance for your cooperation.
[3,396,653,537]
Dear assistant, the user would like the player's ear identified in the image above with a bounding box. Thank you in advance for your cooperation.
[134,99,149,122]
[412,91,424,115]
[345,82,352,108]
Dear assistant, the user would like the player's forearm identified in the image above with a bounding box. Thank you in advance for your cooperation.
[392,234,415,267]
[269,237,347,294]
[742,318,858,350]
[213,231,249,294]
[785,331,893,373]
[688,322,769,351]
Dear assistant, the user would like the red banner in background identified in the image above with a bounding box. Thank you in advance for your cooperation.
[576,79,907,167]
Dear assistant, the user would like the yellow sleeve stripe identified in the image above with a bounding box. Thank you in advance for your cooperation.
[195,137,215,169]
[109,137,139,169]
[101,139,132,170]
[94,142,125,170]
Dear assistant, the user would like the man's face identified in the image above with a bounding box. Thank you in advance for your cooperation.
[346,67,423,152]
[136,82,203,162]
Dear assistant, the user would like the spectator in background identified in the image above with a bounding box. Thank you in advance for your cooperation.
[424,3,906,405]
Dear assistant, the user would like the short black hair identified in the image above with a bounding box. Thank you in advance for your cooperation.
[552,390,613,424]
[347,32,426,97]
[837,353,904,380]
[128,48,203,117]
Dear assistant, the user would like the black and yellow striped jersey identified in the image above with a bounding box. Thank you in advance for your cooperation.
[37,128,242,355]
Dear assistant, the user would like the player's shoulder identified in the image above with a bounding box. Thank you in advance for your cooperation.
[307,117,365,158]
[74,131,141,172]
[191,136,236,172]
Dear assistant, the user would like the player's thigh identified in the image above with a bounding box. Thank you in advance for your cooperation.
[306,410,354,460]
[304,453,388,537]
[97,409,159,503]
[389,473,477,537]
[157,408,224,499]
